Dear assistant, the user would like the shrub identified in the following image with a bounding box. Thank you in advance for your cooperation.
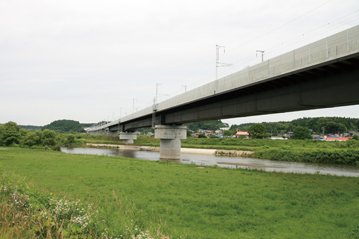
[248,124,268,139]
[22,130,60,150]
[0,175,162,239]
[292,126,312,140]
[254,149,359,166]
[22,131,42,147]
[64,135,76,147]
[41,129,57,147]
[0,122,21,146]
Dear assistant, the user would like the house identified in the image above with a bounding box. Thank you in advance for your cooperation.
[235,130,249,139]
[324,135,351,141]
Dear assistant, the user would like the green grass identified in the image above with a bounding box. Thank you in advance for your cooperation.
[1,147,359,238]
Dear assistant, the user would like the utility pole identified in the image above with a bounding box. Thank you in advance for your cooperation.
[256,50,265,62]
[155,83,160,105]
[216,45,232,80]
[182,85,187,92]
[152,83,160,129]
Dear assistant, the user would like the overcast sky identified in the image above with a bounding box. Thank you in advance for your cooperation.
[1,0,359,126]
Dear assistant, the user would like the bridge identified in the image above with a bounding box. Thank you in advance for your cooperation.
[87,25,359,159]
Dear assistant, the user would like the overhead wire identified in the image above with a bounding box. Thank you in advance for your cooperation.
[225,7,359,72]
[264,10,359,58]
[230,0,337,51]
[216,0,341,74]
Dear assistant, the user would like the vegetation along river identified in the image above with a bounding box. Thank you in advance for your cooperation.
[61,147,359,177]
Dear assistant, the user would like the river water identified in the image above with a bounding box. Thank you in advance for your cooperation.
[60,147,359,177]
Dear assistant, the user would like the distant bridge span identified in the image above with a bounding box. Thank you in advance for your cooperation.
[87,25,359,159]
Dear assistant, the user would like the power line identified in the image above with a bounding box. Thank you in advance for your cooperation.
[265,10,359,57]
[230,9,359,70]
[234,0,336,49]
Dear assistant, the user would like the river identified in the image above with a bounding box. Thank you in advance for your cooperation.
[60,147,359,177]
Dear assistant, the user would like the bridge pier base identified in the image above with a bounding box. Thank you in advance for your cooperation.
[119,132,137,144]
[155,125,187,160]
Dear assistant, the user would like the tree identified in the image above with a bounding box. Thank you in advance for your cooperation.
[224,129,236,137]
[291,117,357,134]
[0,121,21,146]
[322,122,347,134]
[64,134,76,147]
[41,130,57,147]
[23,131,42,147]
[292,126,312,139]
[230,123,255,131]
[0,125,3,145]
[186,120,228,131]
[248,124,267,139]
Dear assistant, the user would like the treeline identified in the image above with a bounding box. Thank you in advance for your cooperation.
[0,122,78,150]
[291,117,358,134]
[20,119,93,133]
[186,120,229,131]
[230,117,359,135]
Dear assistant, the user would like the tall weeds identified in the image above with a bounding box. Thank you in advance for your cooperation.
[0,175,167,239]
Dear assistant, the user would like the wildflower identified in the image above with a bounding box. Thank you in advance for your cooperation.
[132,230,154,239]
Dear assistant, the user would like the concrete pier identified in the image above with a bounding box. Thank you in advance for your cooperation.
[154,125,187,160]
[119,132,137,144]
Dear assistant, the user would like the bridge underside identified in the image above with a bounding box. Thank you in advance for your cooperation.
[110,54,359,132]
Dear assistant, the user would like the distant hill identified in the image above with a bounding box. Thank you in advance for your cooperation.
[43,120,86,133]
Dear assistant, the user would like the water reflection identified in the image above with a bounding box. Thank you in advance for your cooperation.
[60,147,359,177]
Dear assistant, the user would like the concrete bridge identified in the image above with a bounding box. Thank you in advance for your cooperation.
[87,25,359,159]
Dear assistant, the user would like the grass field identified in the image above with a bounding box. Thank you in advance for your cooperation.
[1,147,359,238]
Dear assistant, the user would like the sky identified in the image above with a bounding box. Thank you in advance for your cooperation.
[1,0,359,126]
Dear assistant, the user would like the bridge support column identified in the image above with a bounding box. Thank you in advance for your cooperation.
[155,125,187,160]
[119,132,137,144]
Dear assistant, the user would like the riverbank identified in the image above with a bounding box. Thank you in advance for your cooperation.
[1,147,359,238]
[63,146,359,177]
[85,136,359,166]
[86,143,254,157]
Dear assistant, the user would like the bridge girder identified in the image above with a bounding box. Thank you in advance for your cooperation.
[113,54,359,132]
